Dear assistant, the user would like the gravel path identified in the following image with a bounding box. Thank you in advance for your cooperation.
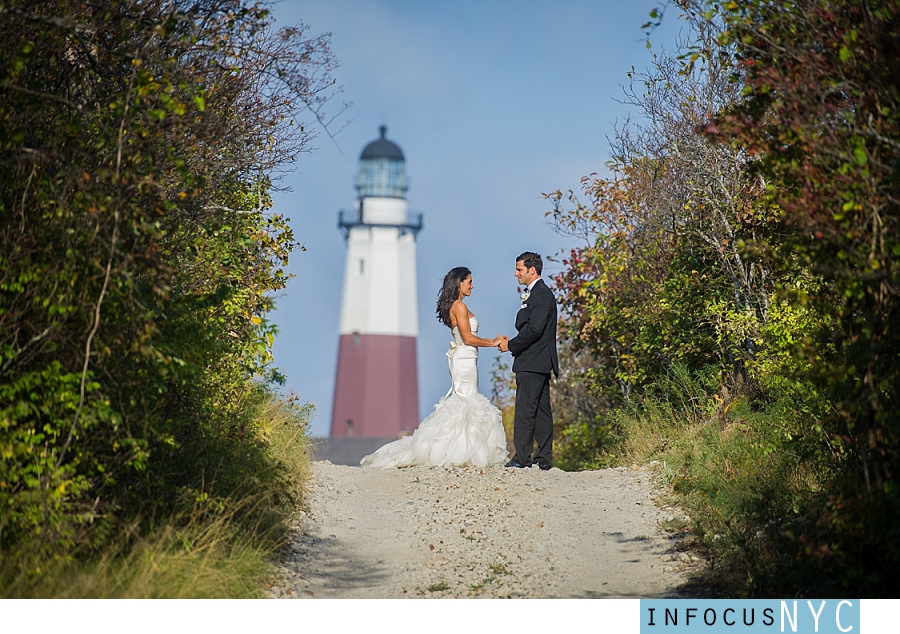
[269,461,697,599]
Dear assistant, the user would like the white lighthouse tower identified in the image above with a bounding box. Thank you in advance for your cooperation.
[330,126,422,437]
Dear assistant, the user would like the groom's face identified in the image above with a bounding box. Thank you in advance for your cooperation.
[515,260,538,286]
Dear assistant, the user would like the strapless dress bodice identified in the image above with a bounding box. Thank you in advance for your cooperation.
[451,316,479,347]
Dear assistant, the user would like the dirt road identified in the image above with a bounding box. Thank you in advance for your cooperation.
[269,461,696,598]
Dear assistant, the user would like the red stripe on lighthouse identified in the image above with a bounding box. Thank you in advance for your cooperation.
[330,333,419,437]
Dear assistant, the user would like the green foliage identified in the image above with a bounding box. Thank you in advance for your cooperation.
[1,392,313,598]
[554,415,611,472]
[0,0,334,589]
[550,0,900,596]
[548,17,767,406]
[4,518,275,599]
[709,0,900,494]
[489,354,516,448]
[585,365,869,596]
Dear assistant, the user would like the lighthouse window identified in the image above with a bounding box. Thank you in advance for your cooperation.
[357,158,407,198]
[359,258,365,275]
[346,420,354,437]
[353,332,360,346]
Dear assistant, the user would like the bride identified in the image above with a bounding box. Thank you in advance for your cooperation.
[360,267,510,468]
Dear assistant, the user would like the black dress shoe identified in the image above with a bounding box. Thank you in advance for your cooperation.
[534,461,552,471]
[505,459,526,468]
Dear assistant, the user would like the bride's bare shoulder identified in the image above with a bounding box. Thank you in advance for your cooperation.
[450,300,474,327]
[449,299,464,327]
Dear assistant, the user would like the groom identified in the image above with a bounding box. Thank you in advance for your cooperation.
[498,252,559,470]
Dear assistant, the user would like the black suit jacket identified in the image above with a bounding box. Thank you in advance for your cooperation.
[507,278,559,377]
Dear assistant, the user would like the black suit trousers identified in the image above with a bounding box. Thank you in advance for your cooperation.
[513,370,553,466]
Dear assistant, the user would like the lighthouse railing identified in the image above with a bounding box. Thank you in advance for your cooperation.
[338,209,423,239]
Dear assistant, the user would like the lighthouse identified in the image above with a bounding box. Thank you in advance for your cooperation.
[330,126,422,438]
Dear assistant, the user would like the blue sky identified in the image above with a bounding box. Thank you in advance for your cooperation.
[267,0,683,437]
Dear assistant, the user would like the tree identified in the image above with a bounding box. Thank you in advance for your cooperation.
[0,0,339,553]
[547,0,900,594]
[706,0,900,495]
[548,10,767,409]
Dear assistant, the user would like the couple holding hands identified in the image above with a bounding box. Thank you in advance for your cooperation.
[361,251,559,471]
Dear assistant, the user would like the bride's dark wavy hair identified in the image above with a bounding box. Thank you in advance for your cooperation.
[436,267,471,328]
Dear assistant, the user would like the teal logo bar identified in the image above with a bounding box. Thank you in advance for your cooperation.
[640,600,860,633]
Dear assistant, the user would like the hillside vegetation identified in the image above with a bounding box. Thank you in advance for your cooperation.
[549,0,900,597]
[0,0,335,596]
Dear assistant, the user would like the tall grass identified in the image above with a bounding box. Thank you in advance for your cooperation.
[555,365,888,596]
[0,392,312,599]
[2,512,271,598]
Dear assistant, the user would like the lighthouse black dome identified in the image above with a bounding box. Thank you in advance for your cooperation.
[360,125,404,161]
[357,125,407,199]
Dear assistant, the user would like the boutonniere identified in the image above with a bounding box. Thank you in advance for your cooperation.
[520,290,531,302]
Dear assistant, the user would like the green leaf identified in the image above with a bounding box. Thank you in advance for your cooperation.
[193,95,205,112]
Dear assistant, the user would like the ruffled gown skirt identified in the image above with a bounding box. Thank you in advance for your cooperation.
[360,341,508,469]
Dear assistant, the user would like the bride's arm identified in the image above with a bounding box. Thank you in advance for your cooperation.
[452,302,503,347]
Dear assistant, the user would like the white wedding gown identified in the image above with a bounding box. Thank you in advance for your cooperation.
[360,316,509,468]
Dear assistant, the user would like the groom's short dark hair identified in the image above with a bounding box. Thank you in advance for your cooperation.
[517,251,543,275]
